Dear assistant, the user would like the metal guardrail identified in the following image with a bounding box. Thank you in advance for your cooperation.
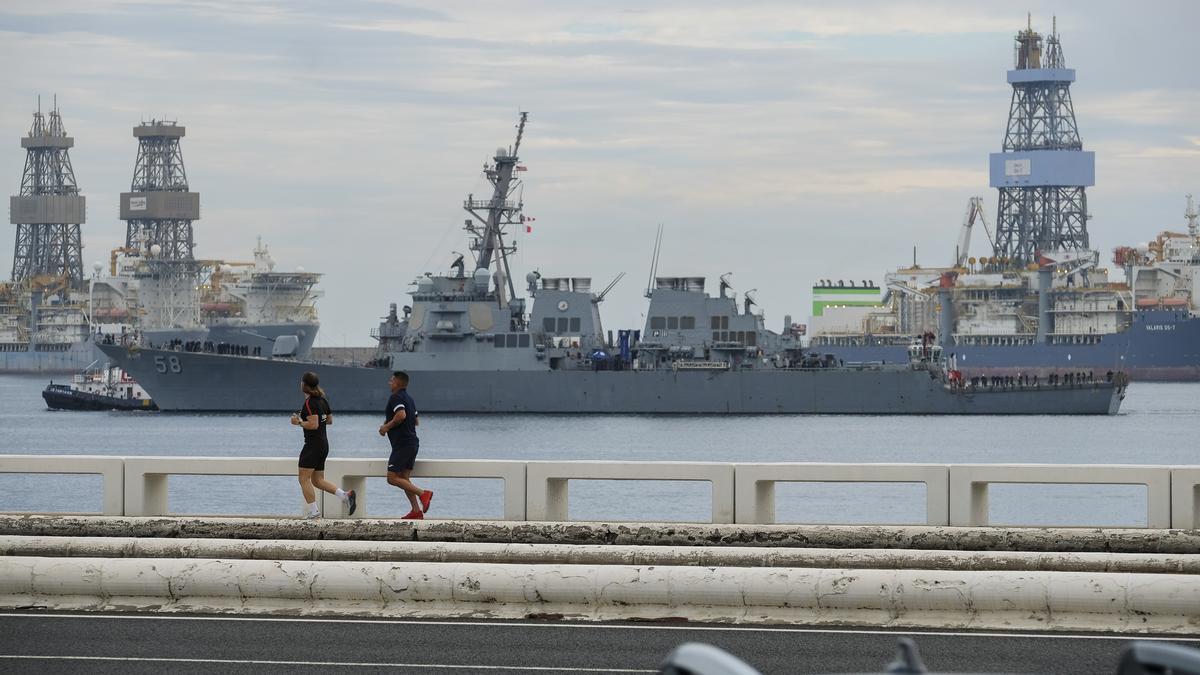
[2,456,1199,528]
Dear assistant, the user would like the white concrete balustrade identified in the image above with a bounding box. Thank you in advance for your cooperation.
[1170,468,1200,530]
[323,458,527,521]
[3,455,1199,527]
[735,463,949,525]
[0,455,124,516]
[525,461,735,523]
[948,464,1173,528]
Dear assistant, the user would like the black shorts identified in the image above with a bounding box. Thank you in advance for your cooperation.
[387,440,419,473]
[299,440,330,471]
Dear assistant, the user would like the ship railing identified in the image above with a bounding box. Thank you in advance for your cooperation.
[464,199,517,210]
[3,456,1195,528]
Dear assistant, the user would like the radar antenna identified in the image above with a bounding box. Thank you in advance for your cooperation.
[644,224,664,298]
[594,272,626,303]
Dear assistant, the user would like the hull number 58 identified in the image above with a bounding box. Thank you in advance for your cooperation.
[154,355,182,374]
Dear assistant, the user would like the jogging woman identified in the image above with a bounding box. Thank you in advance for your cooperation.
[291,371,356,519]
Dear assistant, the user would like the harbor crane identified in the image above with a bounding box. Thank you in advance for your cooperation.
[955,196,994,267]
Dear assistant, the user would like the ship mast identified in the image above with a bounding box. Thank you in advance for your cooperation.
[463,112,528,304]
[1186,194,1198,242]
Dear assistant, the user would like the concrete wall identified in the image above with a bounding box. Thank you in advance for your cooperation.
[2,555,1197,633]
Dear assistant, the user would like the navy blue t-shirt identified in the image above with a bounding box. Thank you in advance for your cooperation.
[385,389,418,446]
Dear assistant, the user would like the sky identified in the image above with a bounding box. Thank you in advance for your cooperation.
[2,0,1198,346]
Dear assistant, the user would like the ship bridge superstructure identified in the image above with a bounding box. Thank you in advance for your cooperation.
[990,17,1094,266]
[638,276,803,369]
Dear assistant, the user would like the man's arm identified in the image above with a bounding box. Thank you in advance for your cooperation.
[379,407,406,435]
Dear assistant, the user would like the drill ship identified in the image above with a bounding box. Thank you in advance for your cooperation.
[100,114,1124,414]
[2,111,322,372]
[808,19,1200,381]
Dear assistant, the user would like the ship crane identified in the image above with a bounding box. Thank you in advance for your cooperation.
[955,197,994,267]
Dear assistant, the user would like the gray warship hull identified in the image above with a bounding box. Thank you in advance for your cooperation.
[97,345,1123,414]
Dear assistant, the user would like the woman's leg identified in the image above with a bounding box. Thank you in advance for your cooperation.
[298,468,318,510]
[310,470,340,495]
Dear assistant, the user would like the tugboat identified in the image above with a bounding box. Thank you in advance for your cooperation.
[42,365,158,411]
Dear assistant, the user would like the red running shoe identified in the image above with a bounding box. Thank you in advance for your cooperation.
[401,509,424,520]
[419,490,434,513]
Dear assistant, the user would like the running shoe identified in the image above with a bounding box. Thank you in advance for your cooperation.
[402,509,424,520]
[419,489,434,513]
[304,511,322,520]
[346,490,357,516]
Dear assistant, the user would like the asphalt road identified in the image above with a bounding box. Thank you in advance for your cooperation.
[0,612,1197,674]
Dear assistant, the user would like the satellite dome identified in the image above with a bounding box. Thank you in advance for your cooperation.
[92,261,103,272]
[473,267,491,292]
[149,244,162,257]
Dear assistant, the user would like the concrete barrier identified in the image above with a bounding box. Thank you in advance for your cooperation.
[1171,467,1200,530]
[123,456,299,517]
[734,463,949,525]
[4,516,1200,553]
[2,535,1197,574]
[0,455,124,515]
[322,458,526,520]
[948,464,1173,528]
[2,555,1198,632]
[526,461,735,523]
[4,455,1199,528]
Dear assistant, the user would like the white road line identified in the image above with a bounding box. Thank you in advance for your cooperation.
[0,655,654,672]
[0,612,1196,642]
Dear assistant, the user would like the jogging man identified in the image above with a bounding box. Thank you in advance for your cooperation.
[379,370,432,519]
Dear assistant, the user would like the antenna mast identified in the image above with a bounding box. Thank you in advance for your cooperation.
[463,112,528,303]
[644,224,664,298]
[1186,194,1198,241]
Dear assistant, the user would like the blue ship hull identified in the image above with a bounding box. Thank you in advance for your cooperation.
[813,310,1200,381]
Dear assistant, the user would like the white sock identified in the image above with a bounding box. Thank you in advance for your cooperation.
[307,501,320,515]
[335,488,347,501]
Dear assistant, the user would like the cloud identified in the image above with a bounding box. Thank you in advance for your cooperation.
[1,1,1197,342]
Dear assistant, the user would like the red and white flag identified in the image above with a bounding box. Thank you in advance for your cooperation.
[521,214,536,233]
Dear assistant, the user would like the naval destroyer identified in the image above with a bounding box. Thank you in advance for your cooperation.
[100,114,1125,414]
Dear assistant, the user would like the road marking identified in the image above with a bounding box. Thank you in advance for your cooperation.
[0,612,1196,642]
[0,655,654,672]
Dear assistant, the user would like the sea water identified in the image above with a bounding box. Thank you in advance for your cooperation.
[2,375,1196,525]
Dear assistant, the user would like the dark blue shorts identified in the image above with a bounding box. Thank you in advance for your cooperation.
[387,440,419,473]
